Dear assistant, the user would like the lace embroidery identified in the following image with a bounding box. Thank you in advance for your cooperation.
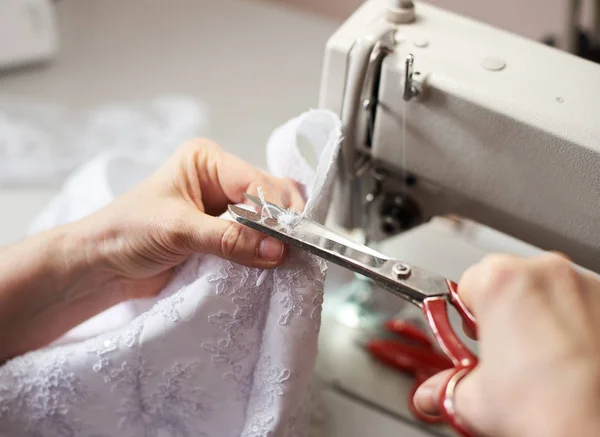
[258,356,291,401]
[0,352,91,436]
[201,339,256,400]
[86,314,145,374]
[308,255,327,332]
[276,268,305,325]
[208,266,271,342]
[275,251,327,328]
[204,264,273,401]
[100,356,213,436]
[207,261,252,297]
[311,288,325,333]
[148,289,185,323]
[242,355,292,437]
[122,316,146,348]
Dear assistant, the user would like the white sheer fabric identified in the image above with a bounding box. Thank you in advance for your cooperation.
[0,109,342,437]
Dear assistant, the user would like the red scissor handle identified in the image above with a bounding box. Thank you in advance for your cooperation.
[420,280,478,437]
[366,323,454,425]
[440,367,474,436]
[366,339,453,374]
[384,319,434,349]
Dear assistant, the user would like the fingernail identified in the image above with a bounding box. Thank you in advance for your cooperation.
[258,237,284,262]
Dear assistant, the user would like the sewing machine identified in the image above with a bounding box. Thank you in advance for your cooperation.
[319,0,600,273]
[313,2,600,435]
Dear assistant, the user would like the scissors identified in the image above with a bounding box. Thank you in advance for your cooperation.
[229,194,478,437]
[361,318,454,423]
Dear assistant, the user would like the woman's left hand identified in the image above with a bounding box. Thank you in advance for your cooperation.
[82,138,305,300]
[0,139,304,360]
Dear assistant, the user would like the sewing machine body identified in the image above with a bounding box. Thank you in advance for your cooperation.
[320,0,600,272]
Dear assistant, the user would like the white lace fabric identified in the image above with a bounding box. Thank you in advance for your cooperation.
[0,109,342,437]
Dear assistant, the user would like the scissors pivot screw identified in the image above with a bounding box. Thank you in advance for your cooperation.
[392,262,411,278]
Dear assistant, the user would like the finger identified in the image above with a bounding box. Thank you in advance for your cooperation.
[458,253,524,317]
[180,140,304,215]
[264,178,306,212]
[246,178,291,208]
[189,213,287,268]
[244,175,307,212]
[541,250,600,300]
[278,178,306,212]
[413,368,484,432]
[413,369,454,416]
[547,250,571,261]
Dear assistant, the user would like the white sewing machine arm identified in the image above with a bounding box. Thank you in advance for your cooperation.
[320,0,600,273]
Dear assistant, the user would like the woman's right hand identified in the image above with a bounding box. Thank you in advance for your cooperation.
[413,253,600,437]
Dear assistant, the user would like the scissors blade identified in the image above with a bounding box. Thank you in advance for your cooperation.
[228,201,447,305]
[229,204,387,265]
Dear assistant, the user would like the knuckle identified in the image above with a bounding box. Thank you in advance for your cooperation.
[176,138,221,160]
[220,222,245,259]
[537,251,570,270]
[245,181,261,198]
[274,178,293,207]
[481,254,521,286]
[282,177,300,193]
[182,137,220,151]
[256,174,272,188]
[287,178,302,194]
[249,177,282,204]
[469,254,530,304]
[537,252,579,283]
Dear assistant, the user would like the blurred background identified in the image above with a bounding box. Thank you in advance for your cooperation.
[1,0,599,242]
[1,0,599,177]
[1,0,599,173]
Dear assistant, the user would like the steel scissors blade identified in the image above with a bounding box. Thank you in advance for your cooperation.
[233,195,449,305]
[229,194,479,437]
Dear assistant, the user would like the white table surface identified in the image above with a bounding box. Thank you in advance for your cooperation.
[0,1,541,435]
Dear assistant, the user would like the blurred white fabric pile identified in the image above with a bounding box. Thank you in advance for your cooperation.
[0,95,208,187]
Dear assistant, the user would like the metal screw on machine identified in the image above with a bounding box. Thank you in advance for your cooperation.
[392,262,411,278]
[403,54,420,101]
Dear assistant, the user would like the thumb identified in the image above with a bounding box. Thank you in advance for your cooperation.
[413,368,486,435]
[189,213,288,268]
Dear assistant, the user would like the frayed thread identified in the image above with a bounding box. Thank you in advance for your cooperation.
[257,186,279,221]
[277,208,301,230]
[256,186,302,231]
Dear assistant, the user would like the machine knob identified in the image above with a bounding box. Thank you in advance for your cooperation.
[379,194,420,235]
[386,0,415,24]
